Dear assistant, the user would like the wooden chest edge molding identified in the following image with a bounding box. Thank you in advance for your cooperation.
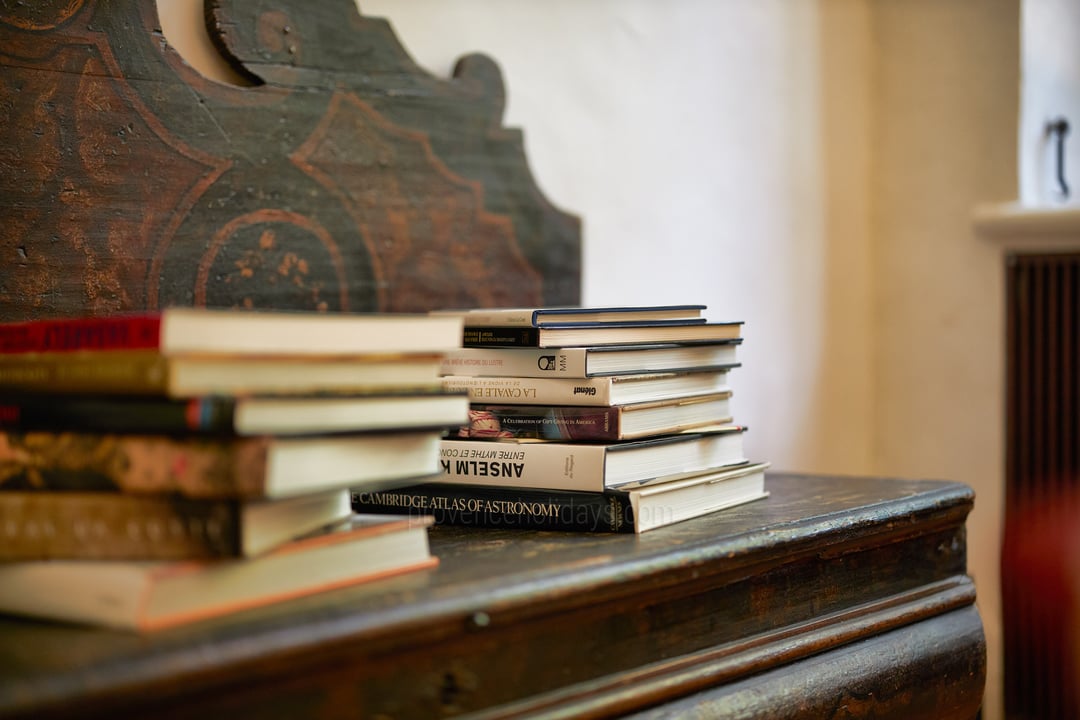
[463,575,980,720]
[620,605,987,720]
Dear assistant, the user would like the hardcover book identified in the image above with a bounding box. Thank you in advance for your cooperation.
[435,425,748,491]
[0,392,469,436]
[353,462,769,533]
[439,341,740,378]
[0,351,447,397]
[441,371,732,406]
[0,308,464,357]
[0,488,352,561]
[455,393,732,441]
[0,514,437,632]
[432,305,706,327]
[0,429,445,499]
[462,322,742,348]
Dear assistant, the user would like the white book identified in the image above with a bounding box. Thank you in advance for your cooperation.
[439,343,740,378]
[0,309,465,357]
[0,515,436,632]
[441,371,732,406]
[436,425,748,491]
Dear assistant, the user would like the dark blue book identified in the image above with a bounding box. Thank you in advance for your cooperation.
[0,392,468,436]
[433,304,707,327]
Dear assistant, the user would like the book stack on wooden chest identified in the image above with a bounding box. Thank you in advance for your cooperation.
[353,305,769,533]
[0,308,469,631]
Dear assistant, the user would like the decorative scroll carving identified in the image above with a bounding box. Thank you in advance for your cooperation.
[0,0,580,319]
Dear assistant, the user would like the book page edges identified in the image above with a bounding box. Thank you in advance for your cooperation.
[636,490,769,533]
[142,515,433,583]
[136,555,439,632]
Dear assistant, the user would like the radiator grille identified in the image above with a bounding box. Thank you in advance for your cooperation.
[1003,252,1080,720]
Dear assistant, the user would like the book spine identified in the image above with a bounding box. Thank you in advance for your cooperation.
[447,310,539,326]
[462,327,540,347]
[352,484,634,533]
[0,432,268,498]
[0,316,162,354]
[0,491,242,560]
[439,347,590,378]
[441,375,613,406]
[0,352,171,395]
[0,397,238,434]
[438,438,606,491]
[455,404,622,441]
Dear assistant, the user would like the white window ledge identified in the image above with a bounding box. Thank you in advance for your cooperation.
[973,201,1080,242]
[972,201,1080,252]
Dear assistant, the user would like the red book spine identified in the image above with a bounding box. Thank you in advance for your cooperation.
[0,315,163,354]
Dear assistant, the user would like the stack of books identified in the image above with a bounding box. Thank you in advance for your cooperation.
[0,308,470,631]
[353,305,769,533]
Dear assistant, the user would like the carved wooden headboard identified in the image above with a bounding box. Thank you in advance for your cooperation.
[0,0,581,320]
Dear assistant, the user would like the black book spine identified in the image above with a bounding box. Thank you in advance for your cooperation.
[0,396,237,434]
[462,327,540,348]
[352,483,634,533]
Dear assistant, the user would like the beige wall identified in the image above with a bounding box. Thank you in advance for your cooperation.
[871,4,1019,718]
[159,1,1020,716]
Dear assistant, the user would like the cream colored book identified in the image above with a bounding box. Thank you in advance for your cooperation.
[0,515,437,632]
[439,342,740,378]
[0,351,447,397]
[436,424,748,491]
[441,371,732,406]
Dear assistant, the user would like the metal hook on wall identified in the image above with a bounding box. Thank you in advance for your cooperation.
[1046,117,1070,199]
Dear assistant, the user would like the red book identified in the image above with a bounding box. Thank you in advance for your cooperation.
[0,315,160,354]
[0,308,463,357]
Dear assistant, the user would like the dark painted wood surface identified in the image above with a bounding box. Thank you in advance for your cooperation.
[0,0,580,319]
[621,607,986,720]
[0,473,985,719]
